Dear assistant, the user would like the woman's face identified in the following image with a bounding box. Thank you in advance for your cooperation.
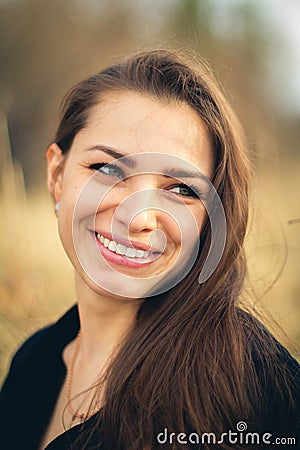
[47,91,214,299]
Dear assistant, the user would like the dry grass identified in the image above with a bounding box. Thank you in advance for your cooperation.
[0,116,299,383]
[0,114,75,381]
[243,159,300,355]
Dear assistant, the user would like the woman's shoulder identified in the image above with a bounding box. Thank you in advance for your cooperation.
[237,307,299,371]
[1,304,79,380]
[237,307,300,436]
[0,305,79,449]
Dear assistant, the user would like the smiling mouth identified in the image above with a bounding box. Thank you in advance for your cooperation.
[94,232,162,267]
[96,233,152,258]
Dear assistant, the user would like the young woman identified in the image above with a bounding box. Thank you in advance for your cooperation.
[0,49,299,450]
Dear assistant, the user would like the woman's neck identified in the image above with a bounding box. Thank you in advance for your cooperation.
[74,271,142,368]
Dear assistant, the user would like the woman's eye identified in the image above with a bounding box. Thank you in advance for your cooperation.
[89,163,124,179]
[168,184,200,198]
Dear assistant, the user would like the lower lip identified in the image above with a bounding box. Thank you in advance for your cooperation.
[94,234,160,268]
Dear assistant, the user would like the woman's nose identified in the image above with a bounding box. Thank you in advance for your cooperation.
[113,187,160,232]
[129,209,158,233]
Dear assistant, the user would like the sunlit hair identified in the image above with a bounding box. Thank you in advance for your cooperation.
[54,49,293,450]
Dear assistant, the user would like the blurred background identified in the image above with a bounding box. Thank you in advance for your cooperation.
[0,0,299,381]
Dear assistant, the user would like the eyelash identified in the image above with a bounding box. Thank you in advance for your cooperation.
[89,162,124,179]
[168,184,202,199]
[89,163,203,199]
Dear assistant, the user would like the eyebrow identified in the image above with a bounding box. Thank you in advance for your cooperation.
[85,145,208,181]
[163,167,208,182]
[85,145,136,168]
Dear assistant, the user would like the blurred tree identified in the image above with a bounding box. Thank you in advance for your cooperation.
[168,0,300,160]
[0,0,299,187]
[0,0,149,187]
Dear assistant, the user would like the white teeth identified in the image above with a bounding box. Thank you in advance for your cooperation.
[108,241,116,252]
[135,249,144,258]
[125,247,136,257]
[116,244,126,255]
[96,233,153,259]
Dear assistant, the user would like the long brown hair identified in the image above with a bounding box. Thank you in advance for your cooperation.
[54,50,293,449]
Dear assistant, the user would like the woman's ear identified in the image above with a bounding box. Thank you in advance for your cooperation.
[46,143,65,202]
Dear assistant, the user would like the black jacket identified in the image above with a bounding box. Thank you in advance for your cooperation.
[0,305,299,450]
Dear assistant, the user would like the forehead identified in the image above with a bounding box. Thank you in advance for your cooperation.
[73,90,214,178]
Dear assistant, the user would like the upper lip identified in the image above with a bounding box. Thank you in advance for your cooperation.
[93,230,163,253]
